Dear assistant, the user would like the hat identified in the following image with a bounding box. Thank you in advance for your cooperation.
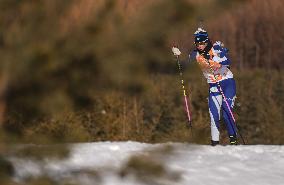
[194,28,209,44]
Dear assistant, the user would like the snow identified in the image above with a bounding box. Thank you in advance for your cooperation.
[8,142,284,185]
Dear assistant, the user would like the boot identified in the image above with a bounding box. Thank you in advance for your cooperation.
[229,135,238,145]
[211,140,219,146]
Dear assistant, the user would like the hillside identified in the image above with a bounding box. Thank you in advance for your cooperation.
[7,142,284,185]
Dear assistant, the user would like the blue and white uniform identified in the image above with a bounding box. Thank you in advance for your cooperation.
[190,41,237,142]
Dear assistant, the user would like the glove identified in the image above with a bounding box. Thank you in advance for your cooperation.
[209,60,221,70]
[172,47,181,56]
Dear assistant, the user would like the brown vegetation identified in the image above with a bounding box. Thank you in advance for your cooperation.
[0,0,282,147]
[207,0,284,69]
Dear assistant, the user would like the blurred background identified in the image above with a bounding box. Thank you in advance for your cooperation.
[0,0,283,184]
[0,0,283,145]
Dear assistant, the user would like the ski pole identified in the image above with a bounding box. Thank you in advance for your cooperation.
[175,55,192,128]
[205,60,246,144]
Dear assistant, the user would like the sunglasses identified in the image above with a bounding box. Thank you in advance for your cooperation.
[196,42,208,46]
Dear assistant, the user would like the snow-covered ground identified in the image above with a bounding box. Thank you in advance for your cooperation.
[8,142,284,185]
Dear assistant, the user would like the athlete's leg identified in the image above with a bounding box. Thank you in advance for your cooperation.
[208,85,222,143]
[220,79,237,143]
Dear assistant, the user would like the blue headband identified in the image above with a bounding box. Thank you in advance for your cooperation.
[194,33,208,37]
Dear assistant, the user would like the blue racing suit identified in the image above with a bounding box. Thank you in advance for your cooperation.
[190,41,237,142]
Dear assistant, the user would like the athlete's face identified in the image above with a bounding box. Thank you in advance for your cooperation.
[196,42,207,51]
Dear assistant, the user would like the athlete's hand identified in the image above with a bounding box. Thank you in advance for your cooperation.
[172,47,181,56]
[209,60,221,70]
